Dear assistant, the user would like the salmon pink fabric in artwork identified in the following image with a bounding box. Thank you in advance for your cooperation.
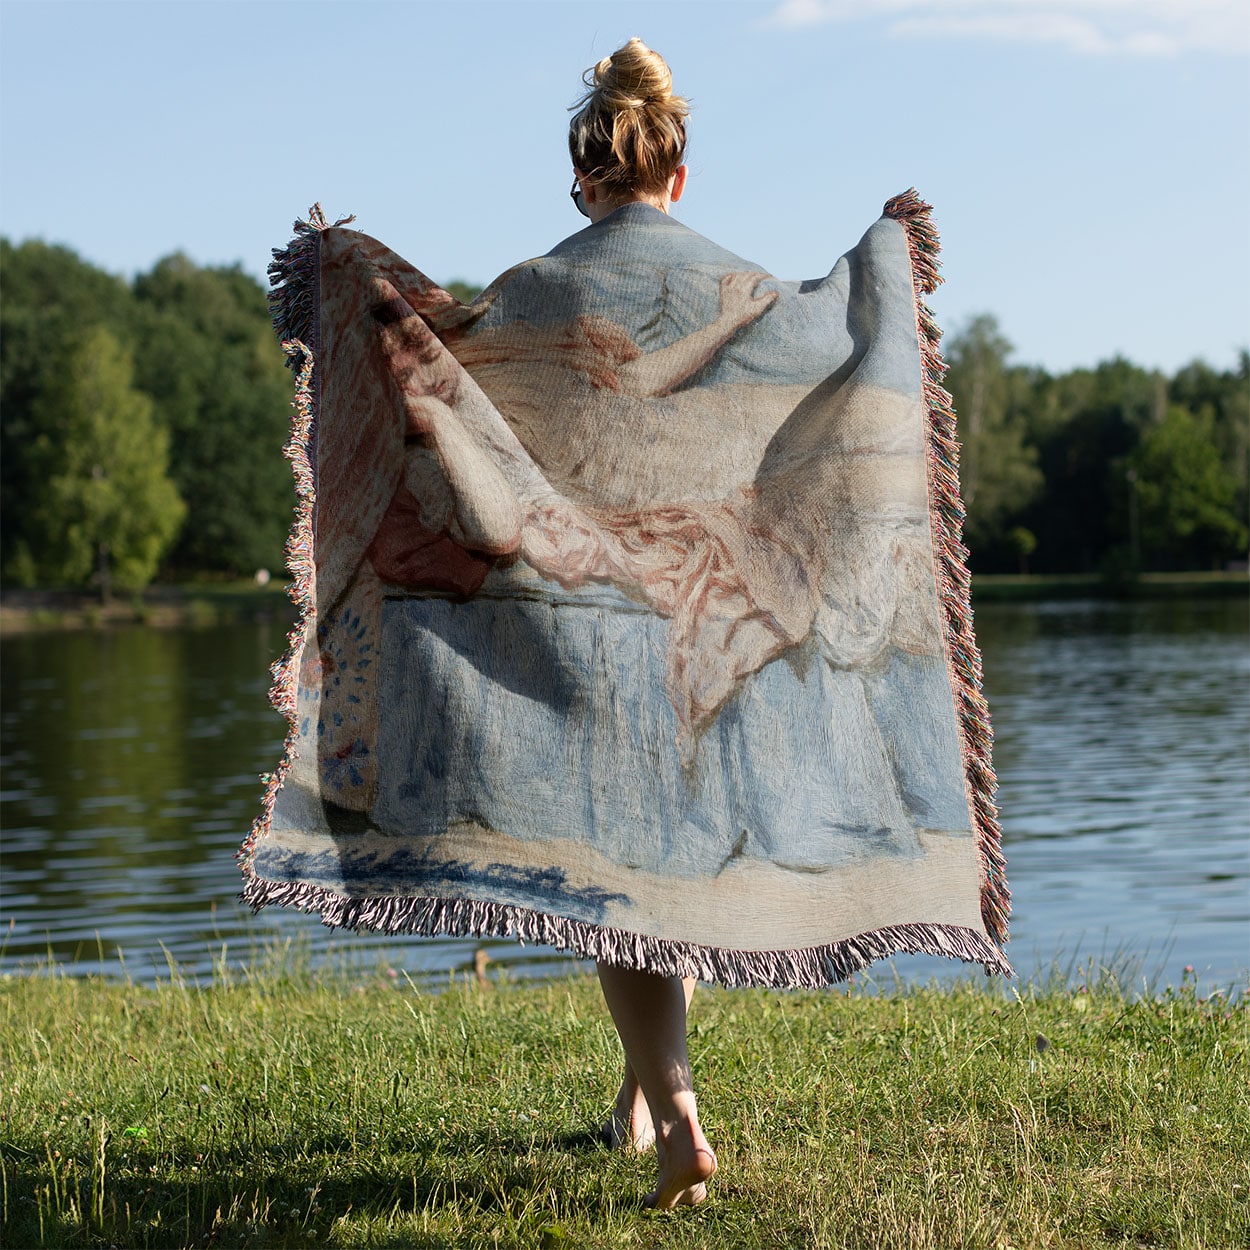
[239,193,1011,987]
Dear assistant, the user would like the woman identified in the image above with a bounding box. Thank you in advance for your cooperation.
[244,35,1009,1218]
[567,42,719,1207]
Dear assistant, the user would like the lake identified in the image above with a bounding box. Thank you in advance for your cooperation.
[2,596,1247,993]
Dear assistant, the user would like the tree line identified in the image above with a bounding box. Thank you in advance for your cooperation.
[1,238,1246,595]
[945,316,1247,576]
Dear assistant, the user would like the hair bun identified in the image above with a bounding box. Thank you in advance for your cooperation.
[569,38,689,198]
[594,36,673,110]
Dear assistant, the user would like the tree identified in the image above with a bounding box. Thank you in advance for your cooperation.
[1,239,139,579]
[943,315,1043,561]
[1132,405,1247,569]
[23,328,185,597]
[132,255,293,574]
[1169,353,1250,540]
[444,279,484,304]
[1007,526,1037,575]
[1020,357,1161,573]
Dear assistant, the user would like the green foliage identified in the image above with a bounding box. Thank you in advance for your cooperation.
[445,279,485,304]
[0,241,293,581]
[1030,357,1164,573]
[944,315,1043,552]
[1133,405,1248,568]
[1,235,1245,585]
[16,327,184,595]
[1006,526,1037,574]
[0,240,140,580]
[131,255,293,574]
[1168,351,1250,542]
[943,317,1248,574]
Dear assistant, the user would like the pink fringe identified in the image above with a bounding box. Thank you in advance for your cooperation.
[237,339,316,871]
[884,189,1011,947]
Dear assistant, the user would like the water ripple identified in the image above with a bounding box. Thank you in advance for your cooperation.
[1,599,1246,991]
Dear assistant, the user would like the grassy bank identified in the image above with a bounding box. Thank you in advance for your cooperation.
[2,964,1245,1249]
[0,582,294,634]
[969,570,1249,602]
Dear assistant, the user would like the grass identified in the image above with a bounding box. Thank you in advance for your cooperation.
[1,958,1246,1249]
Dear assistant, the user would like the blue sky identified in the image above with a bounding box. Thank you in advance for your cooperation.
[2,0,1246,374]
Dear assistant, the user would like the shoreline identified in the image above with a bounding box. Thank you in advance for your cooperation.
[1,571,1245,635]
[0,581,295,635]
[969,569,1248,602]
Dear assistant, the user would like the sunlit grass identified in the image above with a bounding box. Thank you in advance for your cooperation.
[2,957,1245,1248]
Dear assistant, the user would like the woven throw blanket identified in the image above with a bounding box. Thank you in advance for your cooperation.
[239,191,1011,987]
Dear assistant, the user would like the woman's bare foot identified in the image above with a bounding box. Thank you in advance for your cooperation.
[644,1116,717,1209]
[594,966,710,1207]
[602,1071,655,1151]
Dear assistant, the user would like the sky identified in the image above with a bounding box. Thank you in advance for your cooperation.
[1,0,1247,375]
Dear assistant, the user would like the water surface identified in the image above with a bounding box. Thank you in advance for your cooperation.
[2,597,1246,991]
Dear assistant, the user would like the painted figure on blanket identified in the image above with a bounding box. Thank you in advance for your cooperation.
[303,186,959,854]
[305,261,789,807]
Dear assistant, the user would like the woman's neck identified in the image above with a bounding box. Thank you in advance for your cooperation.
[586,193,669,225]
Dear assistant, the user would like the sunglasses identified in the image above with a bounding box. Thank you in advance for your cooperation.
[570,177,589,218]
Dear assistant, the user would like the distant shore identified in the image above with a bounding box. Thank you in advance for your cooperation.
[0,581,293,635]
[1,570,1246,635]
[969,569,1248,601]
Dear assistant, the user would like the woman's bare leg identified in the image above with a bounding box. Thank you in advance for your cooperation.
[602,977,696,1152]
[596,964,716,1208]
[603,1056,654,1151]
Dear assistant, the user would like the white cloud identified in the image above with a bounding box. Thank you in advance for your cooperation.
[766,0,1250,57]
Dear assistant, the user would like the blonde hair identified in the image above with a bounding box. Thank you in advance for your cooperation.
[568,38,689,199]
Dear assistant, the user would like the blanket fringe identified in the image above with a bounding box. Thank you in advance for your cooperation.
[266,204,355,361]
[240,872,1013,988]
[884,189,1011,948]
[240,205,349,872]
[236,340,317,872]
